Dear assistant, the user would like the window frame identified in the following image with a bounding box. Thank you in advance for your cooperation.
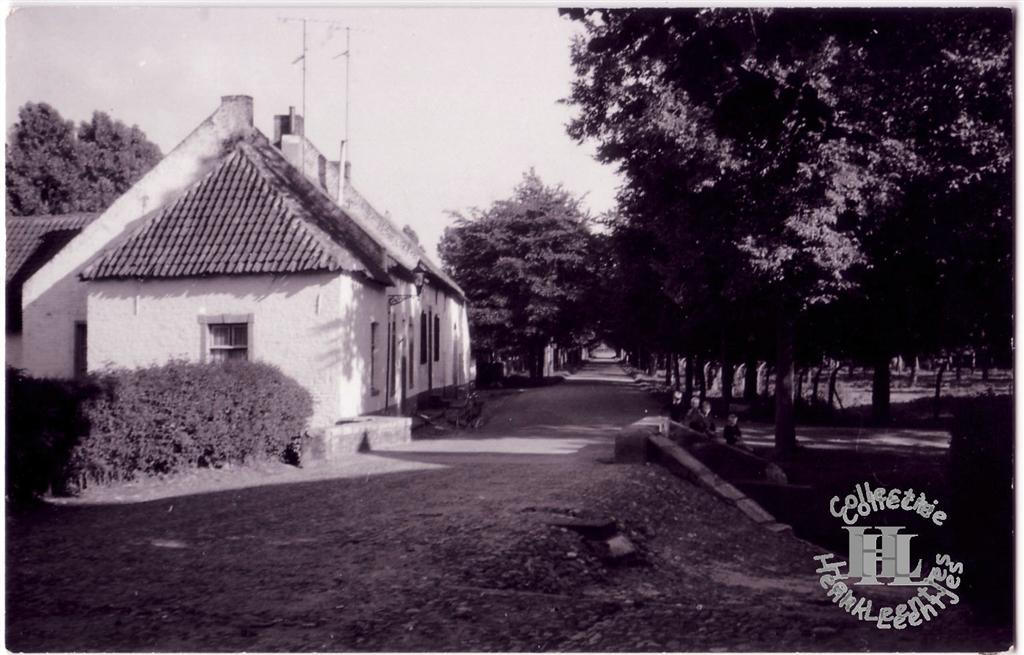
[198,314,253,363]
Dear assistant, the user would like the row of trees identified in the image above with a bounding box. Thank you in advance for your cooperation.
[7,102,162,216]
[561,8,1012,451]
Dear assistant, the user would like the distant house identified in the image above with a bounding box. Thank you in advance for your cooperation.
[6,213,99,372]
[16,95,472,427]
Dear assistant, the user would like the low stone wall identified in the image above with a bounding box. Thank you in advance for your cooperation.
[614,416,792,533]
[306,416,412,461]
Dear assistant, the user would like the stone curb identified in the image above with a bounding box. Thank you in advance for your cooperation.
[647,433,792,533]
[617,362,793,534]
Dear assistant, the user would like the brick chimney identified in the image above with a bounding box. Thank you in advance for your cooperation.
[273,106,304,147]
[218,95,254,128]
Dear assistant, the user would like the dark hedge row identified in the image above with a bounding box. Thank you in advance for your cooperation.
[7,361,313,500]
[948,393,1013,624]
[6,368,97,501]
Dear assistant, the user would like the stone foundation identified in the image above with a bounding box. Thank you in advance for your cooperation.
[307,416,412,461]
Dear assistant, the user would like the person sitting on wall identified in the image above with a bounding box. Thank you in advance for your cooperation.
[722,413,752,450]
[683,396,701,427]
[697,400,717,437]
[669,386,685,421]
[687,398,715,437]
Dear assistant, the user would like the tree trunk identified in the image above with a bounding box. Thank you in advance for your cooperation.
[720,337,733,415]
[672,353,681,387]
[696,356,706,401]
[775,311,797,454]
[684,356,694,399]
[794,368,805,405]
[811,365,823,403]
[933,360,948,419]
[871,356,891,424]
[954,352,962,383]
[743,355,758,401]
[527,346,539,380]
[828,363,841,409]
[665,353,673,387]
[908,355,919,387]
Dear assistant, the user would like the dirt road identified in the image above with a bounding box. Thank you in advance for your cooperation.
[5,360,1009,651]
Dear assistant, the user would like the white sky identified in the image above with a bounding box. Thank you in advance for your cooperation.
[5,4,622,259]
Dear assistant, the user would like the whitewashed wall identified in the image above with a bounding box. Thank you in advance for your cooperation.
[374,278,472,411]
[86,272,386,428]
[6,335,24,370]
[21,96,256,379]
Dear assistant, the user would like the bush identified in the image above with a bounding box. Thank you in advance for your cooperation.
[69,360,313,487]
[6,367,98,502]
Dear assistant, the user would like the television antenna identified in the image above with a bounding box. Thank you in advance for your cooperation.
[279,17,353,173]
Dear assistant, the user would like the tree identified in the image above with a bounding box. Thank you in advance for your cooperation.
[439,171,596,378]
[6,103,81,215]
[75,111,162,212]
[564,8,875,451]
[563,7,1011,446]
[6,103,162,216]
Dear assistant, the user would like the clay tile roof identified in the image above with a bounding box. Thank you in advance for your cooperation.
[6,213,100,283]
[81,138,390,283]
[341,182,465,300]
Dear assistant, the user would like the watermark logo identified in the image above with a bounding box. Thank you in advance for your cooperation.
[814,482,963,630]
[845,526,922,586]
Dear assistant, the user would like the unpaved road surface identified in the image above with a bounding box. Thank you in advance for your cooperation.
[6,360,1010,651]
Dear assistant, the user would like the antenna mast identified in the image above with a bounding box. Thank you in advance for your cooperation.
[280,16,353,176]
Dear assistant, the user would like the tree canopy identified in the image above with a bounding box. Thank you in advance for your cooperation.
[562,7,1012,448]
[439,170,596,377]
[6,102,162,216]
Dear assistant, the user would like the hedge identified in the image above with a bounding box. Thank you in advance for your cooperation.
[6,368,97,501]
[7,360,313,498]
[947,393,1013,624]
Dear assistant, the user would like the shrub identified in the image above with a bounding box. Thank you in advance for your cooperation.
[6,367,98,502]
[69,360,313,487]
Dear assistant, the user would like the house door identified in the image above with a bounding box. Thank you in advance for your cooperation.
[400,355,407,414]
[73,321,87,379]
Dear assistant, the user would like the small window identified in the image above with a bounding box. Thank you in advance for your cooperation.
[420,312,428,364]
[209,323,248,362]
[74,321,88,379]
[433,315,440,362]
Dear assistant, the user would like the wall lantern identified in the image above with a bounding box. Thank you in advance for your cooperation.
[388,262,428,306]
[412,263,427,296]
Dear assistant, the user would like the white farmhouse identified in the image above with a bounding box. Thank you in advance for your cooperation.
[16,95,472,428]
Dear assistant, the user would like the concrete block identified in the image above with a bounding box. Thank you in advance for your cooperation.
[308,415,412,462]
